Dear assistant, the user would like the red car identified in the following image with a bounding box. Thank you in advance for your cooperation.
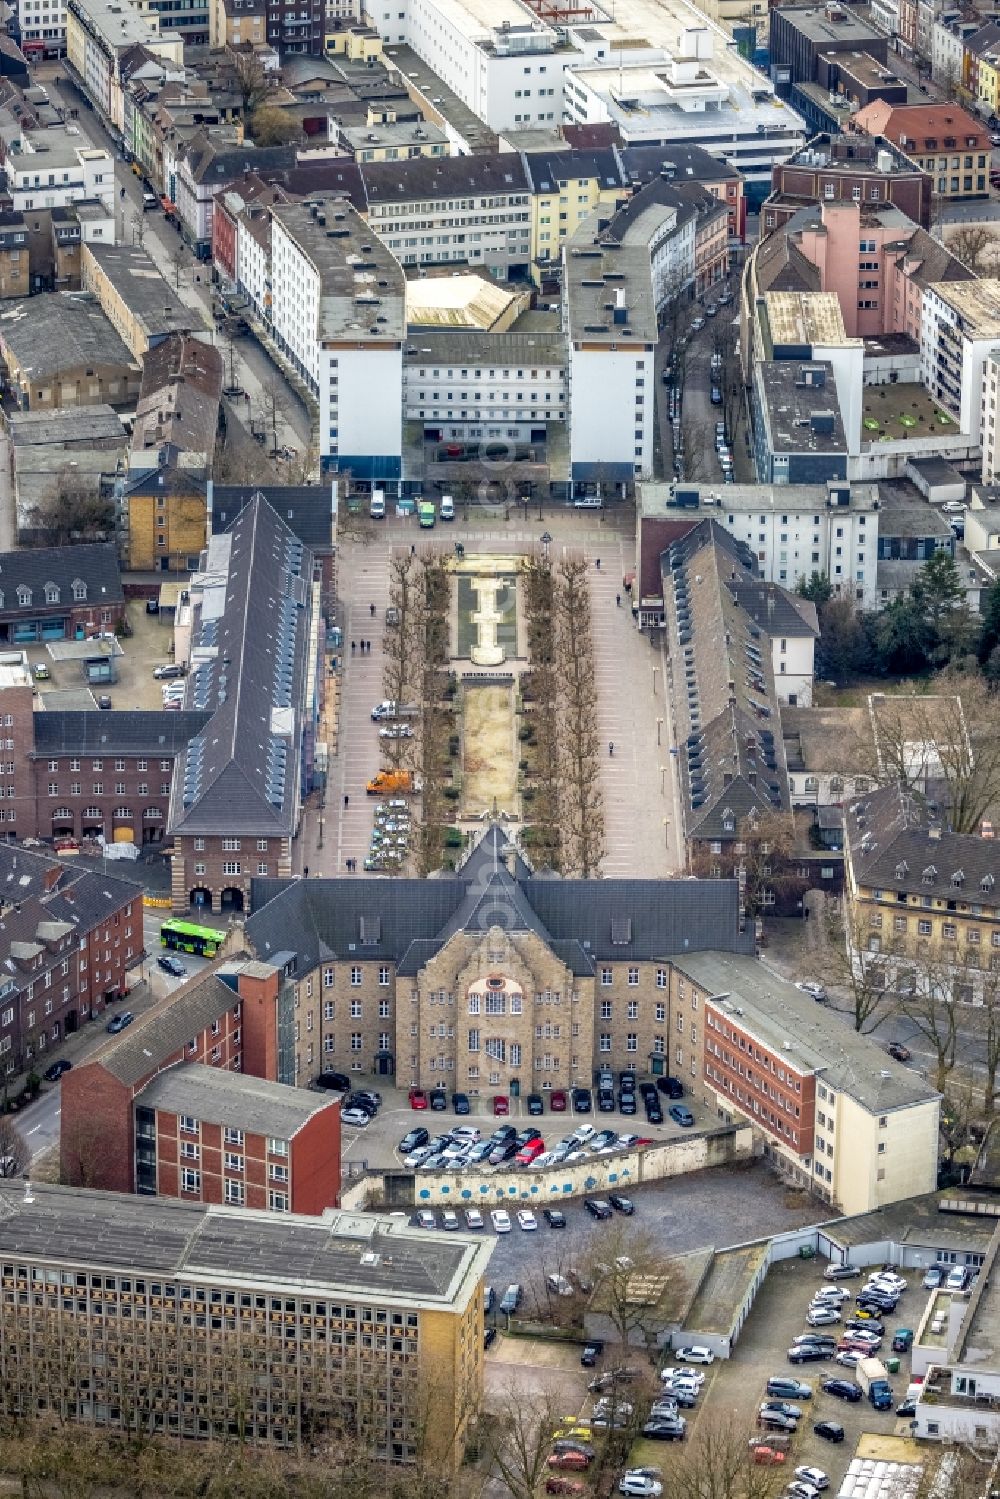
[549,1089,568,1111]
[546,1480,585,1495]
[408,1088,428,1110]
[752,1447,786,1466]
[547,1452,589,1472]
[493,1095,510,1116]
[515,1138,545,1166]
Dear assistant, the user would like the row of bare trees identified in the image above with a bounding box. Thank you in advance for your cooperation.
[520,555,564,868]
[554,555,606,876]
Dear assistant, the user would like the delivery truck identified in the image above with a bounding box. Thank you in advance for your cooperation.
[857,1357,893,1410]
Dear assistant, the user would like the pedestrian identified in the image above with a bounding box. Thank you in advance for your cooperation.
[410,543,416,556]
[351,640,356,654]
[369,602,376,618]
[304,865,309,877]
[609,741,614,757]
[344,794,349,808]
[595,558,601,571]
[346,859,351,872]
[616,593,621,607]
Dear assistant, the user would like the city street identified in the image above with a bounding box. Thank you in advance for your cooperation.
[31,63,312,461]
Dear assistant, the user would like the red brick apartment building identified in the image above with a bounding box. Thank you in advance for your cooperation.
[0,840,141,1077]
[58,956,343,1215]
[703,998,817,1158]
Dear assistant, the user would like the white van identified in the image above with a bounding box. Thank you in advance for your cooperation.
[370,490,386,519]
[439,494,455,520]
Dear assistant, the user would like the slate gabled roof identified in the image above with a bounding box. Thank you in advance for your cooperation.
[210,484,336,552]
[167,495,315,838]
[0,541,122,612]
[846,783,1000,910]
[32,711,210,757]
[98,967,243,1087]
[246,826,754,972]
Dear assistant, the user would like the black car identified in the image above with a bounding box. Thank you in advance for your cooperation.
[429,1089,448,1111]
[515,1126,542,1147]
[484,1326,497,1350]
[580,1341,604,1367]
[639,1081,658,1101]
[657,1076,685,1098]
[491,1124,518,1144]
[343,1093,378,1117]
[43,1058,72,1082]
[858,1295,897,1314]
[597,1089,615,1113]
[526,1093,544,1116]
[619,1072,636,1092]
[646,1101,664,1124]
[619,1092,637,1114]
[490,1140,518,1164]
[399,1127,429,1153]
[552,1440,596,1459]
[609,1194,634,1215]
[452,1092,470,1115]
[583,1198,613,1220]
[157,954,186,977]
[315,1071,351,1092]
[821,1379,863,1403]
[106,1010,134,1034]
[788,1346,829,1364]
[846,1318,883,1335]
[543,1208,566,1228]
[813,1421,845,1444]
[572,1087,592,1113]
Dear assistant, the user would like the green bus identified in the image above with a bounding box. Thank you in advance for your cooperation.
[160,918,227,957]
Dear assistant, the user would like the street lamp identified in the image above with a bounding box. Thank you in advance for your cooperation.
[656,716,663,746]
[652,664,659,695]
[659,765,667,794]
[540,531,552,562]
[663,818,670,849]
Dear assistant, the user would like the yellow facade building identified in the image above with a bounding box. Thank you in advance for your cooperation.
[844,783,1000,1003]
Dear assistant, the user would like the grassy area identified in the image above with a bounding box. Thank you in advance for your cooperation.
[812,672,934,709]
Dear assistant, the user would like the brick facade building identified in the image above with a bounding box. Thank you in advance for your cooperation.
[0,841,141,1076]
[0,541,124,645]
[59,948,342,1215]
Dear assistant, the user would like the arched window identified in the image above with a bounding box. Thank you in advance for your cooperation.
[44,582,59,604]
[71,579,87,601]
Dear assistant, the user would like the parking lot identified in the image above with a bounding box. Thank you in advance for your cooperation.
[340,1079,715,1171]
[28,599,176,714]
[688,1256,920,1485]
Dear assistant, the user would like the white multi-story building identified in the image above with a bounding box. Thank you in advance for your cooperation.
[270,199,405,478]
[981,349,1000,485]
[235,206,272,326]
[922,279,1000,446]
[373,0,562,132]
[402,331,567,439]
[6,132,114,213]
[67,0,183,137]
[363,154,533,280]
[17,0,68,58]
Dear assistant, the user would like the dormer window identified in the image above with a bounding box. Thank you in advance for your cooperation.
[982,874,995,892]
[44,582,59,604]
[16,586,30,607]
[71,579,86,601]
[722,806,735,833]
[922,865,937,885]
[895,861,908,879]
[951,870,965,888]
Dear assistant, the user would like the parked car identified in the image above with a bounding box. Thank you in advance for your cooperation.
[543,1208,567,1228]
[416,1210,435,1229]
[491,1210,511,1234]
[757,1412,797,1433]
[820,1379,862,1403]
[314,1071,350,1092]
[795,1467,829,1491]
[584,1198,613,1220]
[43,1058,72,1082]
[923,1266,944,1290]
[887,1041,911,1062]
[429,1089,447,1110]
[813,1421,845,1443]
[795,981,828,1003]
[580,1342,604,1368]
[452,1091,471,1114]
[676,1346,714,1365]
[547,1452,590,1472]
[787,1346,829,1364]
[341,1108,371,1127]
[547,1273,574,1298]
[546,1479,585,1495]
[766,1378,812,1400]
[105,1010,134,1034]
[499,1284,521,1314]
[550,1089,568,1111]
[824,1263,860,1280]
[657,1076,685,1098]
[527,1093,544,1115]
[641,1417,686,1441]
[399,1127,429,1154]
[609,1194,635,1215]
[618,1475,662,1497]
[807,1307,841,1326]
[493,1095,509,1116]
[751,1446,786,1467]
[571,1087,592,1112]
[465,1209,484,1229]
[516,1210,538,1232]
[668,1104,694,1127]
[158,954,187,977]
[946,1265,971,1291]
[408,1087,428,1110]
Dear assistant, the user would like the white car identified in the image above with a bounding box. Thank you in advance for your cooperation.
[517,1210,538,1232]
[465,1209,484,1229]
[617,1133,641,1148]
[786,1484,820,1499]
[869,1271,905,1290]
[404,1146,433,1167]
[795,1467,829,1491]
[341,1108,370,1127]
[572,1124,595,1142]
[676,1346,715,1365]
[660,1367,705,1387]
[806,1308,841,1326]
[491,1209,511,1234]
[441,1210,459,1231]
[619,1476,661,1497]
[529,1152,555,1169]
[812,1286,849,1303]
[835,1351,859,1368]
[795,981,828,1002]
[547,1273,574,1298]
[451,1125,481,1144]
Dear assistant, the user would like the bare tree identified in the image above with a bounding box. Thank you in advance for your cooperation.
[22,466,115,548]
[555,555,605,877]
[659,1415,790,1499]
[168,240,187,290]
[219,324,241,395]
[249,106,300,146]
[520,554,562,868]
[0,1115,28,1176]
[945,224,999,273]
[480,1386,565,1499]
[688,809,809,925]
[898,953,959,1094]
[260,371,286,456]
[828,904,900,1034]
[583,1223,683,1352]
[868,683,1000,834]
[229,46,272,120]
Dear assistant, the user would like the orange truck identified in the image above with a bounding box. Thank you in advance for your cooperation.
[366,769,418,796]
